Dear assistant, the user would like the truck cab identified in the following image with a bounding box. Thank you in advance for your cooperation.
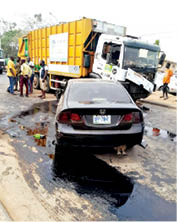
[92,34,161,100]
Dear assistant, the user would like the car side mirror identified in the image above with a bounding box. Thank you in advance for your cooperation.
[159,52,166,66]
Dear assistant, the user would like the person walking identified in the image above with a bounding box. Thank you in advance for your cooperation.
[20,59,31,97]
[39,60,48,99]
[7,57,16,95]
[160,63,173,100]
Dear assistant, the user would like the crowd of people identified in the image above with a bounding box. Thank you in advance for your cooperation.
[7,57,48,99]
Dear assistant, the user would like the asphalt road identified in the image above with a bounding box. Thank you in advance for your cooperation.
[0,72,176,221]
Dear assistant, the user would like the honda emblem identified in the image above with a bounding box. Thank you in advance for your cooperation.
[100,109,106,115]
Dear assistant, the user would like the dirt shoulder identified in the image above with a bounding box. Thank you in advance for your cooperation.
[0,131,53,221]
[140,91,176,109]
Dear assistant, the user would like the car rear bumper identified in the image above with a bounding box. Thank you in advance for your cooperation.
[56,132,143,148]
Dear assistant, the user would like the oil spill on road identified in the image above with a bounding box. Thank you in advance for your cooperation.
[7,100,135,218]
[52,148,134,209]
[7,101,57,146]
[13,101,57,118]
[4,101,176,220]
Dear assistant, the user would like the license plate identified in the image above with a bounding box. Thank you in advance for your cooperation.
[93,115,111,124]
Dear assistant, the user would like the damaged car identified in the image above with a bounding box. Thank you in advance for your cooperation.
[55,79,144,152]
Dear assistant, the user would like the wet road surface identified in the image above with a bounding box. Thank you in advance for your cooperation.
[0,99,175,221]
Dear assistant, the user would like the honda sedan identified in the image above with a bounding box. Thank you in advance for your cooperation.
[55,79,144,150]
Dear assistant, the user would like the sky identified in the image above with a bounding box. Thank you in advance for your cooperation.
[1,0,177,62]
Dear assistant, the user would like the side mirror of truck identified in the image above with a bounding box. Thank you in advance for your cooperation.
[159,52,166,66]
[84,54,90,68]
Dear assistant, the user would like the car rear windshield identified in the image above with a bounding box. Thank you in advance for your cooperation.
[68,82,132,104]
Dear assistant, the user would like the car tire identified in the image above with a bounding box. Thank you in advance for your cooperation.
[33,74,40,89]
[126,133,143,149]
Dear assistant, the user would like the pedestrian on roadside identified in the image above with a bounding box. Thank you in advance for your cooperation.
[20,59,31,97]
[14,57,21,91]
[28,60,35,94]
[160,63,173,100]
[7,57,16,95]
[39,60,48,99]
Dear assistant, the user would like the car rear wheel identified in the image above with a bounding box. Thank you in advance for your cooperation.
[126,133,143,149]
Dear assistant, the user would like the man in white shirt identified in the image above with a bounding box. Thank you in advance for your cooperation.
[39,60,48,99]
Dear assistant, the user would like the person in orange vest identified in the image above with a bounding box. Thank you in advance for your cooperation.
[160,63,173,100]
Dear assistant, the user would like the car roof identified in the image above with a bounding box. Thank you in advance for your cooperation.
[68,78,124,87]
[67,79,130,96]
[63,78,135,108]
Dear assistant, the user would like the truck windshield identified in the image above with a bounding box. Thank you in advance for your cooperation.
[123,46,159,70]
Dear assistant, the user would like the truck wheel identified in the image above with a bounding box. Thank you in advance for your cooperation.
[33,74,40,89]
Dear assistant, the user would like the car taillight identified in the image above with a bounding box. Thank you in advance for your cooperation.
[132,112,142,123]
[71,113,81,122]
[121,113,133,124]
[57,112,83,124]
[58,112,70,123]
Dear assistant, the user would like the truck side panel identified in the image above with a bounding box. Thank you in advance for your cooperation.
[27,18,93,78]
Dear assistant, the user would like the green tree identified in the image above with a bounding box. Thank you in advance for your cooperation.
[1,29,23,58]
[154,39,160,46]
[0,13,59,58]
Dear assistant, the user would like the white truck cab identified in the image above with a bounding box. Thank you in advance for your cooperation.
[92,33,162,100]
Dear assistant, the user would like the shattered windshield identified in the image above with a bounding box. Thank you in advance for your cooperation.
[123,46,159,70]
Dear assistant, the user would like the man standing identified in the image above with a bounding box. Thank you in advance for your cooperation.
[7,57,16,95]
[39,60,48,99]
[28,60,34,94]
[160,63,173,100]
[20,59,31,97]
[14,57,21,91]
